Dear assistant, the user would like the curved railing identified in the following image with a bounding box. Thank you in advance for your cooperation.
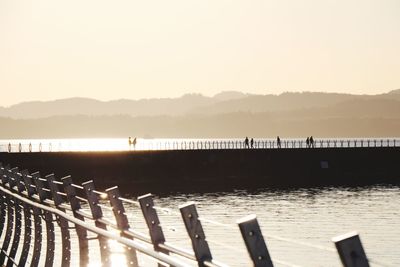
[0,162,385,267]
[1,138,399,153]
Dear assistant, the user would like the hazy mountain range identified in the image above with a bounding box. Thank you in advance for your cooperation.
[1,89,399,138]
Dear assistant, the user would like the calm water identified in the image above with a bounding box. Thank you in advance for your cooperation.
[53,186,399,267]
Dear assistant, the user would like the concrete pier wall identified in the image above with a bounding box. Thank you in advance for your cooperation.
[1,148,399,195]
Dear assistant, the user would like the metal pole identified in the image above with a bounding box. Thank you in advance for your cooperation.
[62,176,89,266]
[179,202,212,267]
[332,232,369,267]
[106,186,139,267]
[83,180,111,267]
[47,174,71,267]
[237,215,273,267]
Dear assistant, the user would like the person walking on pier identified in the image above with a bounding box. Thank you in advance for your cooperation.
[310,136,314,148]
[250,138,254,148]
[132,137,137,149]
[128,137,137,149]
[244,137,249,148]
[306,137,310,148]
[277,136,281,148]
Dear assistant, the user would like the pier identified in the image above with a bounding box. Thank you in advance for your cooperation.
[0,162,382,266]
[2,138,399,153]
[0,138,399,194]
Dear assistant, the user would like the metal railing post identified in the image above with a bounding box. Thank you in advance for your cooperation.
[15,170,32,267]
[138,193,169,267]
[22,171,42,267]
[47,174,71,267]
[179,202,212,267]
[62,176,89,266]
[13,169,31,267]
[83,180,111,267]
[237,215,273,267]
[32,172,55,267]
[0,164,7,241]
[106,186,139,267]
[332,232,369,267]
[0,166,15,265]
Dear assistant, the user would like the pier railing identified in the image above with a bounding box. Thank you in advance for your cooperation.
[0,162,387,267]
[2,138,399,152]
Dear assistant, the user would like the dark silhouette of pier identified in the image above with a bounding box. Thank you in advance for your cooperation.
[1,144,399,195]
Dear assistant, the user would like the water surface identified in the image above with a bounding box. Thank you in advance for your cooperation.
[76,186,400,266]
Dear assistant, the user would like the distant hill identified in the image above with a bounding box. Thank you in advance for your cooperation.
[1,90,399,119]
[0,90,399,138]
[388,89,400,95]
[212,91,247,101]
[191,92,358,114]
[0,94,218,119]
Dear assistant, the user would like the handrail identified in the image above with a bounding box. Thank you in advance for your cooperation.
[0,185,192,267]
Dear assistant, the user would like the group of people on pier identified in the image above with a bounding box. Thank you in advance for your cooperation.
[244,136,315,149]
[245,136,283,148]
[306,136,315,148]
[244,137,255,148]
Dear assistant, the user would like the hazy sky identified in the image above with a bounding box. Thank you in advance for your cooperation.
[1,0,399,106]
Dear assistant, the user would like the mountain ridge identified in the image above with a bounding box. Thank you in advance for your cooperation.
[1,90,399,119]
[1,90,399,138]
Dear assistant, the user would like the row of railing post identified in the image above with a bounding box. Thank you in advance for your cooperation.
[140,139,397,150]
[0,162,380,267]
[3,138,398,152]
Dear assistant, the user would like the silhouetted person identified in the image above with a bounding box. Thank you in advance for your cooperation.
[277,136,281,148]
[250,138,254,148]
[132,137,137,149]
[244,137,249,148]
[128,137,132,146]
[310,136,314,148]
[306,137,310,148]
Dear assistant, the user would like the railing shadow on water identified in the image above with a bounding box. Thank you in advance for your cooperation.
[0,162,387,267]
[1,138,398,153]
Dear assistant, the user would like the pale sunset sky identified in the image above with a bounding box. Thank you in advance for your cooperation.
[0,0,399,106]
